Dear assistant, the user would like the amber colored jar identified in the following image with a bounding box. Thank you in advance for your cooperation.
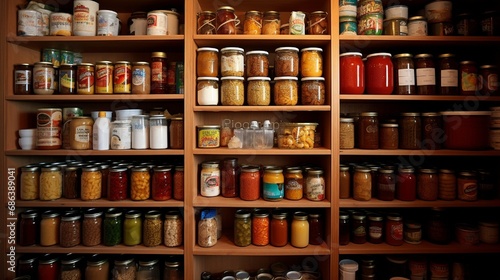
[17,255,37,279]
[246,50,269,77]
[152,166,172,201]
[479,65,499,95]
[270,212,288,246]
[216,6,237,34]
[273,76,298,105]
[169,117,184,149]
[351,212,367,244]
[368,214,384,244]
[438,53,459,95]
[60,212,81,247]
[339,165,351,199]
[459,61,479,95]
[197,47,219,77]
[457,171,478,201]
[339,212,350,245]
[404,221,422,244]
[131,62,150,94]
[353,167,372,201]
[421,112,442,150]
[397,167,416,201]
[221,158,238,198]
[415,54,436,95]
[19,210,39,246]
[252,209,270,246]
[393,53,416,95]
[275,47,299,77]
[40,210,60,246]
[285,167,304,200]
[173,166,184,200]
[380,123,399,149]
[378,168,396,201]
[309,213,323,245]
[82,209,102,247]
[244,10,263,34]
[300,47,323,77]
[151,52,168,94]
[399,112,421,150]
[438,169,456,201]
[14,63,33,94]
[385,213,403,246]
[38,255,59,280]
[417,168,438,201]
[426,208,451,244]
[197,11,216,34]
[262,11,280,35]
[63,165,79,199]
[308,11,328,34]
[69,116,94,150]
[95,61,113,94]
[358,112,379,149]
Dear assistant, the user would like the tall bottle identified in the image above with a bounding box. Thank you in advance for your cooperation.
[93,111,110,150]
[263,120,274,148]
[244,120,259,148]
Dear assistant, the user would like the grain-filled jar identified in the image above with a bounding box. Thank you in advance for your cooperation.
[285,167,304,200]
[216,6,237,34]
[340,52,365,94]
[438,53,458,95]
[306,169,325,201]
[367,213,383,244]
[271,212,288,246]
[76,63,94,94]
[421,112,442,150]
[59,63,76,94]
[221,76,244,105]
[479,65,499,95]
[399,112,421,149]
[366,52,394,94]
[457,171,478,201]
[263,167,285,201]
[19,210,38,246]
[103,209,122,246]
[246,50,269,77]
[438,169,456,200]
[234,210,251,247]
[14,63,33,94]
[393,53,416,95]
[131,62,150,94]
[20,165,40,200]
[131,166,151,200]
[340,118,355,149]
[164,211,183,247]
[70,116,93,150]
[339,165,351,199]
[459,61,479,95]
[152,166,172,200]
[40,210,60,246]
[380,123,399,149]
[351,212,367,244]
[275,47,299,77]
[197,77,219,105]
[291,211,309,248]
[358,112,379,149]
[378,168,396,201]
[108,166,128,200]
[353,167,372,201]
[397,167,416,201]
[81,166,102,200]
[300,47,323,77]
[239,166,261,200]
[95,61,113,94]
[197,47,219,77]
[274,76,298,105]
[247,77,271,105]
[124,210,142,245]
[244,10,263,34]
[82,209,102,246]
[143,210,162,247]
[40,166,63,200]
[415,54,436,95]
[33,62,55,95]
[262,11,280,35]
[221,47,244,76]
[301,77,325,105]
[200,161,220,197]
[385,213,403,246]
[60,212,81,247]
[197,10,216,34]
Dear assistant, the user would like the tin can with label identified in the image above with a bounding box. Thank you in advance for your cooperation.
[73,0,99,36]
[383,18,408,35]
[358,12,383,35]
[113,61,132,93]
[197,125,221,148]
[62,107,83,122]
[147,11,168,35]
[77,63,95,94]
[37,108,63,150]
[95,61,114,94]
[61,50,74,65]
[18,9,42,36]
[111,120,132,150]
[42,48,61,67]
[340,16,357,35]
[49,13,72,36]
[200,161,221,197]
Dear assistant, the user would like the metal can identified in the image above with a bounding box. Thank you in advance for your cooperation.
[61,50,74,65]
[197,125,221,148]
[14,63,33,95]
[73,0,99,35]
[383,18,408,35]
[17,9,42,36]
[340,16,357,35]
[33,62,55,95]
[59,64,76,94]
[76,63,95,94]
[42,48,61,67]
[147,10,167,35]
[110,120,132,150]
[49,13,72,36]
[62,107,83,122]
[113,61,132,93]
[37,108,63,149]
[358,13,383,35]
[95,61,114,94]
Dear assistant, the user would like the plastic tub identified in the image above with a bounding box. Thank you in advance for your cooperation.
[277,122,318,149]
[441,111,491,150]
[115,109,143,120]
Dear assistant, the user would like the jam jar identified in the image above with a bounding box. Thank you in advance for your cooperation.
[309,213,323,245]
[377,168,396,201]
[399,112,421,150]
[367,213,384,244]
[270,212,288,247]
[300,47,323,77]
[459,61,479,95]
[38,254,59,280]
[421,112,442,150]
[438,53,458,95]
[393,53,416,95]
[243,10,263,35]
[380,123,399,149]
[339,211,350,245]
[397,166,416,201]
[151,52,168,94]
[358,112,379,149]
[108,166,128,201]
[262,11,280,35]
[152,166,173,200]
[275,47,299,77]
[252,209,270,246]
[216,6,237,34]
[339,52,365,94]
[479,65,499,96]
[197,47,219,77]
[415,54,436,95]
[365,52,394,95]
[307,11,328,34]
[385,213,403,246]
[197,11,216,34]
[14,63,33,94]
[17,255,37,279]
[339,165,351,199]
[353,167,372,201]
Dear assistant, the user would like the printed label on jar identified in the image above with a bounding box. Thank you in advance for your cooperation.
[461,72,478,91]
[416,68,436,85]
[461,182,477,200]
[441,69,458,87]
[486,74,499,91]
[34,68,53,90]
[95,65,113,93]
[132,68,146,86]
[430,262,449,278]
[78,69,94,90]
[37,109,62,147]
[307,181,325,200]
[398,69,416,86]
[59,68,75,92]
[263,182,284,200]
[111,124,131,150]
[15,70,30,86]
[378,183,395,193]
[74,125,91,143]
[391,224,404,241]
[369,225,382,239]
[114,64,131,93]
[201,170,220,196]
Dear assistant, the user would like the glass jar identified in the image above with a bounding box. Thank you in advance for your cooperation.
[221,76,244,105]
[69,116,93,150]
[151,52,167,94]
[60,212,81,247]
[85,255,109,280]
[80,166,102,200]
[19,210,39,246]
[197,77,219,105]
[244,10,263,34]
[377,168,396,201]
[247,77,271,105]
[438,53,459,95]
[339,52,365,94]
[438,169,456,201]
[94,61,113,94]
[309,213,323,245]
[281,23,290,34]
[164,211,183,247]
[198,209,218,247]
[14,63,33,94]
[291,211,309,248]
[216,6,237,34]
[173,166,184,200]
[197,11,216,34]
[393,53,416,95]
[40,166,62,200]
[169,117,184,149]
[59,63,76,94]
[221,47,244,76]
[124,210,142,246]
[164,260,183,280]
[137,259,160,280]
[76,63,94,94]
[479,220,499,244]
[252,209,270,246]
[358,112,379,149]
[305,169,325,201]
[200,161,220,197]
[149,116,168,149]
[397,167,416,201]
[271,212,288,246]
[481,10,500,35]
[33,62,55,95]
[246,50,269,77]
[367,213,383,244]
[60,255,82,280]
[353,167,372,201]
[262,11,280,35]
[239,166,261,200]
[131,62,150,94]
[421,112,442,150]
[385,213,403,246]
[415,53,436,95]
[339,165,351,199]
[108,166,128,200]
[399,112,421,149]
[17,255,37,279]
[130,166,151,200]
[113,257,137,280]
[478,170,496,199]
[221,158,238,198]
[40,210,60,246]
[285,167,304,200]
[197,47,219,77]
[63,165,79,199]
[459,61,479,95]
[426,208,451,244]
[339,212,350,245]
[479,65,499,95]
[300,47,323,77]
[128,11,147,35]
[152,166,172,201]
[418,168,438,201]
[351,212,367,244]
[131,115,149,149]
[457,171,478,201]
[380,123,399,149]
[275,47,299,76]
[82,209,102,246]
[20,165,40,200]
[404,221,422,244]
[301,77,325,105]
[308,11,328,34]
[365,52,394,95]
[38,255,59,280]
[274,76,298,105]
[339,118,355,149]
[103,209,122,246]
[263,167,285,201]
[233,209,252,247]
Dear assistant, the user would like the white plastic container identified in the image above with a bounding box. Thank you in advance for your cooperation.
[92,111,110,150]
[49,13,72,36]
[97,10,119,36]
[385,5,409,20]
[115,109,143,120]
[149,116,168,149]
[163,10,180,35]
[131,115,149,149]
[339,259,358,280]
[147,11,167,35]
[73,0,99,36]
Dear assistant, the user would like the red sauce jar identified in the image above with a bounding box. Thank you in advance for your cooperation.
[385,213,403,246]
[340,52,365,94]
[151,52,168,94]
[365,52,394,95]
[107,167,128,201]
[397,167,416,201]
[417,168,438,201]
[270,212,288,246]
[309,213,323,245]
[152,166,173,200]
[38,254,59,280]
[459,61,479,95]
[173,166,184,200]
[239,166,260,200]
[351,212,367,244]
[19,210,39,246]
[368,213,384,244]
[339,211,350,245]
[378,168,396,201]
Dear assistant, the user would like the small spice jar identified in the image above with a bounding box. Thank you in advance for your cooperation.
[197,11,216,34]
[404,221,422,244]
[252,209,270,246]
[246,50,269,77]
[301,77,325,105]
[358,112,379,149]
[479,65,499,95]
[459,61,479,95]
[216,6,237,34]
[393,53,416,95]
[82,209,102,246]
[40,165,63,201]
[438,53,459,95]
[351,212,367,244]
[247,77,271,105]
[143,210,162,247]
[291,211,309,248]
[124,210,142,246]
[300,47,323,77]
[415,54,436,95]
[457,171,478,201]
[380,123,399,149]
[339,165,351,199]
[20,165,40,200]
[418,168,438,201]
[378,168,396,201]
[365,52,394,95]
[40,210,60,246]
[340,118,355,149]
[131,62,151,94]
[19,210,39,246]
[220,47,244,76]
[197,77,219,105]
[385,213,404,246]
[262,11,280,35]
[305,169,326,201]
[397,166,416,201]
[353,167,372,201]
[367,213,384,244]
[103,208,122,246]
[239,166,261,200]
[164,211,183,247]
[438,168,456,200]
[339,212,350,245]
[221,76,244,105]
[80,165,102,200]
[234,209,252,247]
[33,62,55,95]
[244,10,263,34]
[197,47,219,77]
[60,212,81,247]
[275,47,299,77]
[14,63,33,94]
[285,167,304,200]
[340,52,365,94]
[307,11,328,34]
[274,76,298,105]
[399,112,421,150]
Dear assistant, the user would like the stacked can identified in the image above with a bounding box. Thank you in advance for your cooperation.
[339,0,357,35]
[425,0,453,35]
[383,5,408,35]
[357,0,384,35]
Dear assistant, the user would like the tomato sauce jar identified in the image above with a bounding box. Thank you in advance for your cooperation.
[365,52,394,94]
[385,213,403,246]
[340,52,365,94]
[397,166,416,201]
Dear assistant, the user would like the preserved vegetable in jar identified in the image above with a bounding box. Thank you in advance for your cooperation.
[366,52,393,94]
[81,166,102,200]
[291,211,309,248]
[308,11,328,34]
[152,166,172,200]
[131,166,151,200]
[438,53,458,95]
[358,112,379,149]
[200,161,220,197]
[305,169,325,201]
[421,112,442,150]
[234,210,251,247]
[340,52,365,94]
[275,47,299,76]
[95,61,113,94]
[197,11,216,34]
[457,171,478,201]
[246,50,269,77]
[76,63,94,94]
[368,213,383,244]
[351,212,367,244]
[131,62,150,94]
[40,210,60,246]
[239,166,260,200]
[415,54,436,95]
[301,77,325,105]
[221,158,238,198]
[252,209,270,246]
[385,213,403,246]
[82,209,102,246]
[417,168,438,201]
[40,166,62,200]
[143,210,162,247]
[459,61,478,95]
[380,123,399,149]
[221,76,244,105]
[244,11,263,34]
[479,65,499,95]
[103,209,122,246]
[399,112,421,150]
[124,210,142,245]
[164,211,183,247]
[151,52,167,94]
[285,167,304,200]
[221,47,244,76]
[271,212,288,246]
[20,165,40,200]
[216,6,237,34]
[263,168,285,201]
[393,53,416,95]
[378,168,396,201]
[247,77,271,105]
[353,167,372,201]
[197,47,219,77]
[397,167,416,201]
[60,212,81,247]
[273,76,298,105]
[262,11,280,35]
[300,47,323,77]
[14,63,32,94]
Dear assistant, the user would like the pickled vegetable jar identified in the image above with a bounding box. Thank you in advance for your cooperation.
[124,210,142,245]
[234,210,251,247]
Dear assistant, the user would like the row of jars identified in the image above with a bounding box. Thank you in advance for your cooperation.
[340,52,499,96]
[18,208,183,248]
[340,162,498,202]
[19,160,184,202]
[339,208,499,246]
[197,7,328,35]
[199,159,326,202]
[17,253,183,280]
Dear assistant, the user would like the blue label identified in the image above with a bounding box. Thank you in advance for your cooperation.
[263,182,284,200]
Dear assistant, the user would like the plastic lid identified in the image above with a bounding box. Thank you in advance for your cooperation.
[339,259,359,272]
[197,47,219,52]
[340,52,362,57]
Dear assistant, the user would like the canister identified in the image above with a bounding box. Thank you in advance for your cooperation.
[147,10,167,35]
[197,125,221,147]
[97,10,119,36]
[73,0,99,36]
[340,16,357,35]
[358,13,383,35]
[408,16,427,36]
[49,13,72,36]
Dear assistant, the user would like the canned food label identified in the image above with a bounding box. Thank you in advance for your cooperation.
[34,68,54,89]
[114,64,131,92]
[111,124,131,149]
[358,1,384,17]
[390,223,404,241]
[461,182,477,200]
[78,68,94,90]
[147,13,167,35]
[263,182,284,200]
[340,21,357,35]
[307,178,325,200]
[487,74,499,91]
[408,20,427,36]
[289,11,305,35]
[358,15,383,35]
[132,68,146,86]
[416,68,436,86]
[18,10,42,36]
[398,69,416,86]
[198,129,220,148]
[353,225,366,237]
[15,70,30,85]
[340,0,357,5]
[37,109,62,147]
[95,65,113,93]
[43,49,61,67]
[59,69,75,90]
[61,51,74,65]
[441,69,458,87]
[73,0,98,36]
[201,170,220,196]
[49,13,72,36]
[74,125,91,143]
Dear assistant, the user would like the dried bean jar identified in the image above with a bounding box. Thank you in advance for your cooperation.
[275,47,299,77]
[113,257,137,280]
[81,166,102,201]
[397,166,416,201]
[285,167,304,200]
[197,11,216,34]
[164,211,183,247]
[20,165,40,200]
[40,165,63,201]
[415,54,436,95]
[438,169,456,200]
[60,255,82,280]
[197,47,219,77]
[216,6,237,34]
[244,10,263,35]
[247,77,271,105]
[234,210,252,247]
[246,50,269,77]
[367,213,383,244]
[380,123,399,149]
[40,210,60,246]
[358,112,379,149]
[221,47,244,76]
[457,171,478,201]
[252,209,270,246]
[459,61,479,95]
[82,209,102,246]
[421,112,442,150]
[19,210,39,246]
[271,212,288,246]
[365,52,394,95]
[340,52,365,94]
[479,65,499,95]
[351,212,367,244]
[300,47,323,77]
[301,77,325,105]
[131,166,151,200]
[152,166,172,201]
[103,208,122,246]
[239,166,261,200]
[262,11,280,35]
[107,166,128,200]
[60,212,81,247]
[221,76,244,105]
[143,210,162,247]
[124,210,142,246]
[393,53,416,95]
[438,53,459,95]
[418,168,438,201]
[378,168,396,201]
[353,167,372,201]
[273,76,298,105]
[385,213,403,246]
[399,112,421,150]
[340,118,355,149]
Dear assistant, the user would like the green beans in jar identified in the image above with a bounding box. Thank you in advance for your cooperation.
[247,77,271,105]
[103,209,122,246]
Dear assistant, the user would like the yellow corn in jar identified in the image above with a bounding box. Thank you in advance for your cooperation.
[81,166,102,201]
[131,166,151,200]
[20,165,40,200]
[40,166,62,201]
[300,47,323,77]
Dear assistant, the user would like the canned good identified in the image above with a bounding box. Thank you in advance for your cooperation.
[17,9,42,36]
[61,50,74,65]
[58,64,76,94]
[197,125,221,148]
[62,107,83,122]
[383,18,408,35]
[358,0,383,18]
[49,13,72,36]
[97,10,119,36]
[42,48,61,67]
[70,116,94,150]
[113,61,132,93]
[73,0,99,36]
[37,108,63,149]
[340,16,357,35]
[76,63,95,94]
[358,13,383,35]
[95,61,114,94]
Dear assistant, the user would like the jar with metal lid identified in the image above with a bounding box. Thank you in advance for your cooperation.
[459,61,479,95]
[377,168,396,201]
[339,118,355,149]
[197,77,219,105]
[478,170,496,199]
[274,76,298,105]
[76,63,94,94]
[421,112,442,150]
[38,254,59,280]
[481,10,500,36]
[366,52,394,94]
[284,167,303,200]
[399,112,421,149]
[60,212,81,247]
[457,171,478,201]
[103,209,122,246]
[358,112,379,149]
[168,117,184,149]
[415,54,436,95]
[308,213,323,245]
[247,77,271,105]
[17,255,37,279]
[33,62,55,95]
[221,76,244,105]
[397,167,416,201]
[305,169,325,201]
[380,123,399,149]
[438,53,458,95]
[151,52,167,94]
[164,211,183,247]
[152,166,172,200]
[262,11,280,34]
[301,77,325,105]
[19,210,39,246]
[140,210,162,247]
[308,11,328,34]
[108,166,128,200]
[244,10,263,34]
[113,61,132,94]
[351,212,367,244]
[340,52,364,94]
[131,166,151,200]
[367,213,383,244]
[60,254,82,280]
[40,210,60,246]
[137,259,160,280]
[85,255,109,280]
[353,167,372,201]
[128,11,147,35]
[339,211,350,245]
[20,165,40,200]
[197,11,216,34]
[404,221,422,244]
[113,257,137,280]
[275,47,299,77]
[263,167,285,201]
[131,62,150,94]
[81,166,102,200]
[339,165,351,199]
[300,47,323,77]
[69,116,94,150]
[479,65,499,96]
[173,166,184,200]
[197,47,219,77]
[14,63,33,94]
[233,210,251,247]
[291,211,309,248]
[246,50,269,77]
[94,61,113,94]
[271,212,288,246]
[200,161,220,197]
[58,63,76,94]
[164,260,183,280]
[479,220,499,244]
[40,165,62,200]
[438,168,456,200]
[216,6,237,34]
[426,208,451,244]
[62,165,79,199]
[221,158,238,198]
[82,209,102,246]
[408,15,427,35]
[417,168,438,201]
[124,210,142,245]
[221,47,244,76]
[239,166,261,200]
[252,209,270,246]
[393,53,416,95]
[385,213,403,246]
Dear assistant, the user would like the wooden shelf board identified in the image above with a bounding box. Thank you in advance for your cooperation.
[193,105,331,112]
[16,244,184,255]
[339,149,500,157]
[193,196,330,208]
[5,149,185,156]
[339,241,500,255]
[339,95,500,102]
[193,147,332,156]
[16,198,184,208]
[339,198,500,208]
[6,94,184,102]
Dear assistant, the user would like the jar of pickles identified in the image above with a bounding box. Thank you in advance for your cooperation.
[275,47,299,77]
[40,166,63,200]
[131,166,151,200]
[234,210,251,247]
[262,11,280,35]
[124,210,142,246]
[378,168,396,201]
[20,165,40,200]
[81,166,102,200]
[273,76,298,105]
[300,47,323,77]
[221,47,244,76]
[103,209,122,246]
[221,76,244,105]
[197,47,219,77]
[244,11,263,34]
[40,210,60,246]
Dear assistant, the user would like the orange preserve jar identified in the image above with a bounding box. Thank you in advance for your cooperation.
[270,212,288,246]
[459,61,479,95]
[365,52,393,94]
[300,47,323,77]
[239,166,260,200]
[340,52,365,94]
[196,47,219,77]
[252,209,270,246]
[151,52,168,94]
[244,11,263,34]
[285,167,303,200]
